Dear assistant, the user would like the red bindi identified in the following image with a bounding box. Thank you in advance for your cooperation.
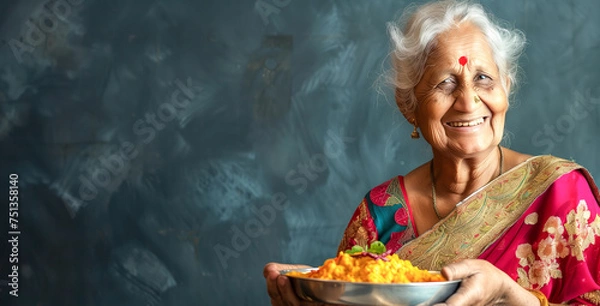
[459,56,468,66]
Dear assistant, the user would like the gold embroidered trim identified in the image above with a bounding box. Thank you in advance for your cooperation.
[384,177,403,207]
[396,155,582,270]
[337,200,374,253]
[581,290,600,305]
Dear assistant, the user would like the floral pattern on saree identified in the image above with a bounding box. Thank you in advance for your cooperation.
[516,200,600,289]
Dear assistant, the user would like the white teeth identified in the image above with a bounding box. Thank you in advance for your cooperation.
[448,118,484,127]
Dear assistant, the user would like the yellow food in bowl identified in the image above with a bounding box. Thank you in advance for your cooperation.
[287,252,446,283]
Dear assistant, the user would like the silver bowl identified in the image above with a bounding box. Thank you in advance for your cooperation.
[281,268,461,306]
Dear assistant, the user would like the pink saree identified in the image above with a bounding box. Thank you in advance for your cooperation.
[337,156,600,305]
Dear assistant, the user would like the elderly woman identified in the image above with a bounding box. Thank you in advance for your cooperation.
[264,1,600,305]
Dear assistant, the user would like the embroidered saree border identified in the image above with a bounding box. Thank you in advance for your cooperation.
[336,200,376,253]
[395,155,583,271]
[384,177,404,207]
[581,290,600,305]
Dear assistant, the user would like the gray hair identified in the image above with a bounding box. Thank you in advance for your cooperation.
[387,0,526,115]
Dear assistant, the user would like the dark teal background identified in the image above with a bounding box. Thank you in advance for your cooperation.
[1,0,599,305]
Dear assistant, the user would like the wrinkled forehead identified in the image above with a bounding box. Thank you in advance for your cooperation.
[425,22,496,69]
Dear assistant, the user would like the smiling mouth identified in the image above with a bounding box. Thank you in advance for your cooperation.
[446,117,486,127]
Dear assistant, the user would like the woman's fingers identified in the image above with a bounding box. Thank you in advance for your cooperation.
[265,263,289,306]
[441,259,481,281]
[263,263,341,306]
[442,278,486,306]
[264,263,281,301]
[266,274,282,304]
[277,274,303,306]
[263,263,311,278]
[439,260,497,306]
[264,263,313,306]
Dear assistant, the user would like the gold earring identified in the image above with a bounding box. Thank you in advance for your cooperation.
[474,95,481,103]
[411,120,420,139]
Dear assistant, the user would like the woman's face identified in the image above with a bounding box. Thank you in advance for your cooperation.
[413,22,509,157]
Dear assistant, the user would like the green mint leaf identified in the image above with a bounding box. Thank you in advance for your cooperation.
[367,241,386,255]
[345,245,364,255]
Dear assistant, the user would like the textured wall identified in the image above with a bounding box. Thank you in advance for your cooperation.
[0,0,599,305]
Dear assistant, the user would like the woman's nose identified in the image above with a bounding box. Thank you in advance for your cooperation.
[453,85,479,113]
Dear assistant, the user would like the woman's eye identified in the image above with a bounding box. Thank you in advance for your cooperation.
[475,74,493,85]
[437,78,456,92]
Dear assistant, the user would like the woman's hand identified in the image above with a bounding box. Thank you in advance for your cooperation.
[435,259,542,306]
[263,262,325,306]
